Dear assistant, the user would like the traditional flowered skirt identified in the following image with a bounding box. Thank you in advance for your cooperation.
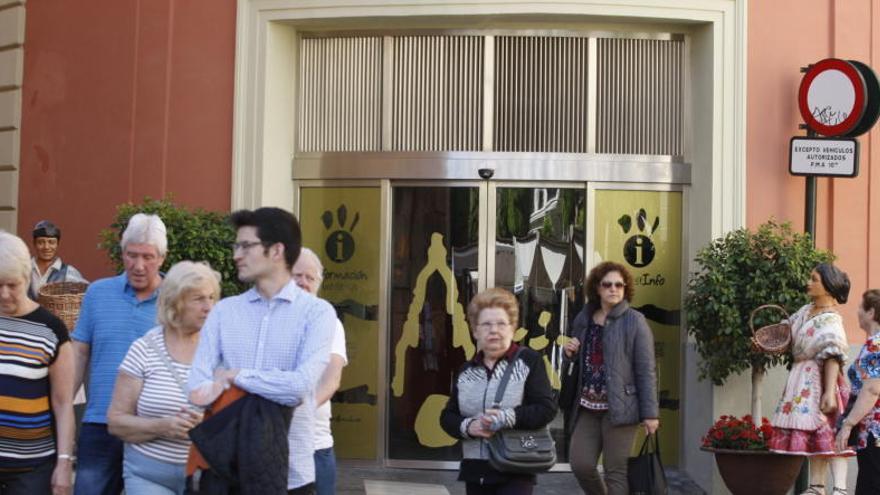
[768,422,854,456]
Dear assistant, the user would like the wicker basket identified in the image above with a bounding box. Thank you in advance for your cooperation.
[750,304,791,354]
[38,282,89,331]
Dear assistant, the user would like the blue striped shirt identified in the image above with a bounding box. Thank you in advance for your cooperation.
[72,274,159,423]
[188,281,335,489]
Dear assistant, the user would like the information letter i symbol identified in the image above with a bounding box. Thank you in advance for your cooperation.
[634,237,645,266]
[335,233,345,261]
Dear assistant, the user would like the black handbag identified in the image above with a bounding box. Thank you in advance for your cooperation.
[558,359,579,410]
[486,349,557,474]
[627,434,668,495]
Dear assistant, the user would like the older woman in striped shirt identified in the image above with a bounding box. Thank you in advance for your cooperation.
[0,230,75,495]
[107,261,220,495]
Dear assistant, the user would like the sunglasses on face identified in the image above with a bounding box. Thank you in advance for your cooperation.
[600,281,626,289]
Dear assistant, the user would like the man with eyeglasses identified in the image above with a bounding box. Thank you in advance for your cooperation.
[188,208,336,495]
[71,214,167,495]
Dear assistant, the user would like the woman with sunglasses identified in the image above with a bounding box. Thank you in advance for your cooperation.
[768,263,852,495]
[561,261,659,494]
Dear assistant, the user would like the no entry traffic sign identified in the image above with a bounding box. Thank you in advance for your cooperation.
[798,58,880,137]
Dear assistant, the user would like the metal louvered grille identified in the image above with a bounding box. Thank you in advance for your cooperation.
[390,36,483,151]
[297,34,684,156]
[494,36,590,152]
[597,38,683,155]
[299,37,383,152]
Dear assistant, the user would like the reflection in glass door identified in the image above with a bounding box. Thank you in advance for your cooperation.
[493,186,586,462]
[388,186,480,462]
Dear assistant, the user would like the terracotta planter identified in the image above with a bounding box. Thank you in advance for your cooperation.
[701,447,804,495]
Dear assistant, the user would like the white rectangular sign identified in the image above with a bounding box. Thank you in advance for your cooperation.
[789,137,859,178]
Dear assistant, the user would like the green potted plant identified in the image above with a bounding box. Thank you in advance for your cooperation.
[685,220,833,495]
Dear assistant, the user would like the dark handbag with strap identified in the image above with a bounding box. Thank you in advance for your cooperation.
[627,433,668,495]
[486,349,557,474]
[558,359,579,410]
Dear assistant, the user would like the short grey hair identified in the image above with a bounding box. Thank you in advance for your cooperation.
[294,247,324,293]
[157,261,221,329]
[121,213,168,256]
[0,230,31,283]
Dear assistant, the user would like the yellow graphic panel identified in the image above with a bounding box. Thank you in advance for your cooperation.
[593,190,682,466]
[512,310,561,390]
[300,187,381,460]
[391,233,475,398]
[415,394,458,448]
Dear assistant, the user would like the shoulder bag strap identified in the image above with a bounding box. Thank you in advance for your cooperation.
[146,331,189,395]
[493,348,525,408]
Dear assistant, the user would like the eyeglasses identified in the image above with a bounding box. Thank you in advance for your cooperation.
[231,240,264,252]
[600,281,626,289]
[477,321,510,331]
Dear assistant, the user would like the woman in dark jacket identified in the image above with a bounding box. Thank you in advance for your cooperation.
[440,288,557,495]
[562,261,659,495]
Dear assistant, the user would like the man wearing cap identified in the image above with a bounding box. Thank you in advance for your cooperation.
[29,220,88,300]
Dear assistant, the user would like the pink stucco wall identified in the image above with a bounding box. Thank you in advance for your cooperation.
[748,0,880,341]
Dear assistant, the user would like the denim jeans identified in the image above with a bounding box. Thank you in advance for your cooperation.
[0,458,54,495]
[313,447,336,495]
[123,445,186,495]
[74,422,124,495]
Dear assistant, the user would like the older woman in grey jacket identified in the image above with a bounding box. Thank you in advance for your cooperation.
[441,288,557,495]
[561,261,659,495]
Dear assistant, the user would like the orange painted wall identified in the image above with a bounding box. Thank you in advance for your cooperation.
[16,1,236,280]
[748,0,880,342]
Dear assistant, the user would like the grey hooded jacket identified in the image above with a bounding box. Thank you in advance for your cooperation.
[564,300,659,431]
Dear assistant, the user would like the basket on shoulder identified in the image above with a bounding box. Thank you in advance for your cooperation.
[38,281,89,331]
[750,304,791,354]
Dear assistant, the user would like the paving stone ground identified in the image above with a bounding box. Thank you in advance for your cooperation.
[336,463,707,494]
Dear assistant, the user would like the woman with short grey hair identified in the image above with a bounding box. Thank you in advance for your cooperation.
[107,261,220,495]
[0,231,75,494]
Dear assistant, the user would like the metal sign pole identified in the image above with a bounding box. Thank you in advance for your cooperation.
[804,128,818,246]
[794,125,818,495]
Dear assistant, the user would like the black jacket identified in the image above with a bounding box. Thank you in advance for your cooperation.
[188,394,293,495]
[561,300,658,431]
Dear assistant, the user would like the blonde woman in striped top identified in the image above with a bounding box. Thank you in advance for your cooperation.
[107,261,220,495]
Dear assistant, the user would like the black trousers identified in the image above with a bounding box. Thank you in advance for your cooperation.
[288,483,315,495]
[856,438,880,495]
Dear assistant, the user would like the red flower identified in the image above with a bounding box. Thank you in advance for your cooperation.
[800,388,811,398]
[704,415,773,451]
[782,402,793,414]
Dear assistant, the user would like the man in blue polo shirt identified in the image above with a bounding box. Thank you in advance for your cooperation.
[71,213,167,495]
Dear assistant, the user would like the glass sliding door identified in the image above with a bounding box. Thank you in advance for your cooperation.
[387,185,480,462]
[492,186,586,462]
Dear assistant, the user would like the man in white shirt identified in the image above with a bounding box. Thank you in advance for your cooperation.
[29,220,87,300]
[292,247,347,495]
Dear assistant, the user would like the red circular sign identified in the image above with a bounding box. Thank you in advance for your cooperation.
[798,58,867,136]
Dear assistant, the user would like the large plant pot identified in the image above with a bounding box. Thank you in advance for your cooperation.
[701,447,804,495]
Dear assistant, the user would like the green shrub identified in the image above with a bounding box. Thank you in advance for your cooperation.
[99,197,246,297]
[685,220,834,385]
